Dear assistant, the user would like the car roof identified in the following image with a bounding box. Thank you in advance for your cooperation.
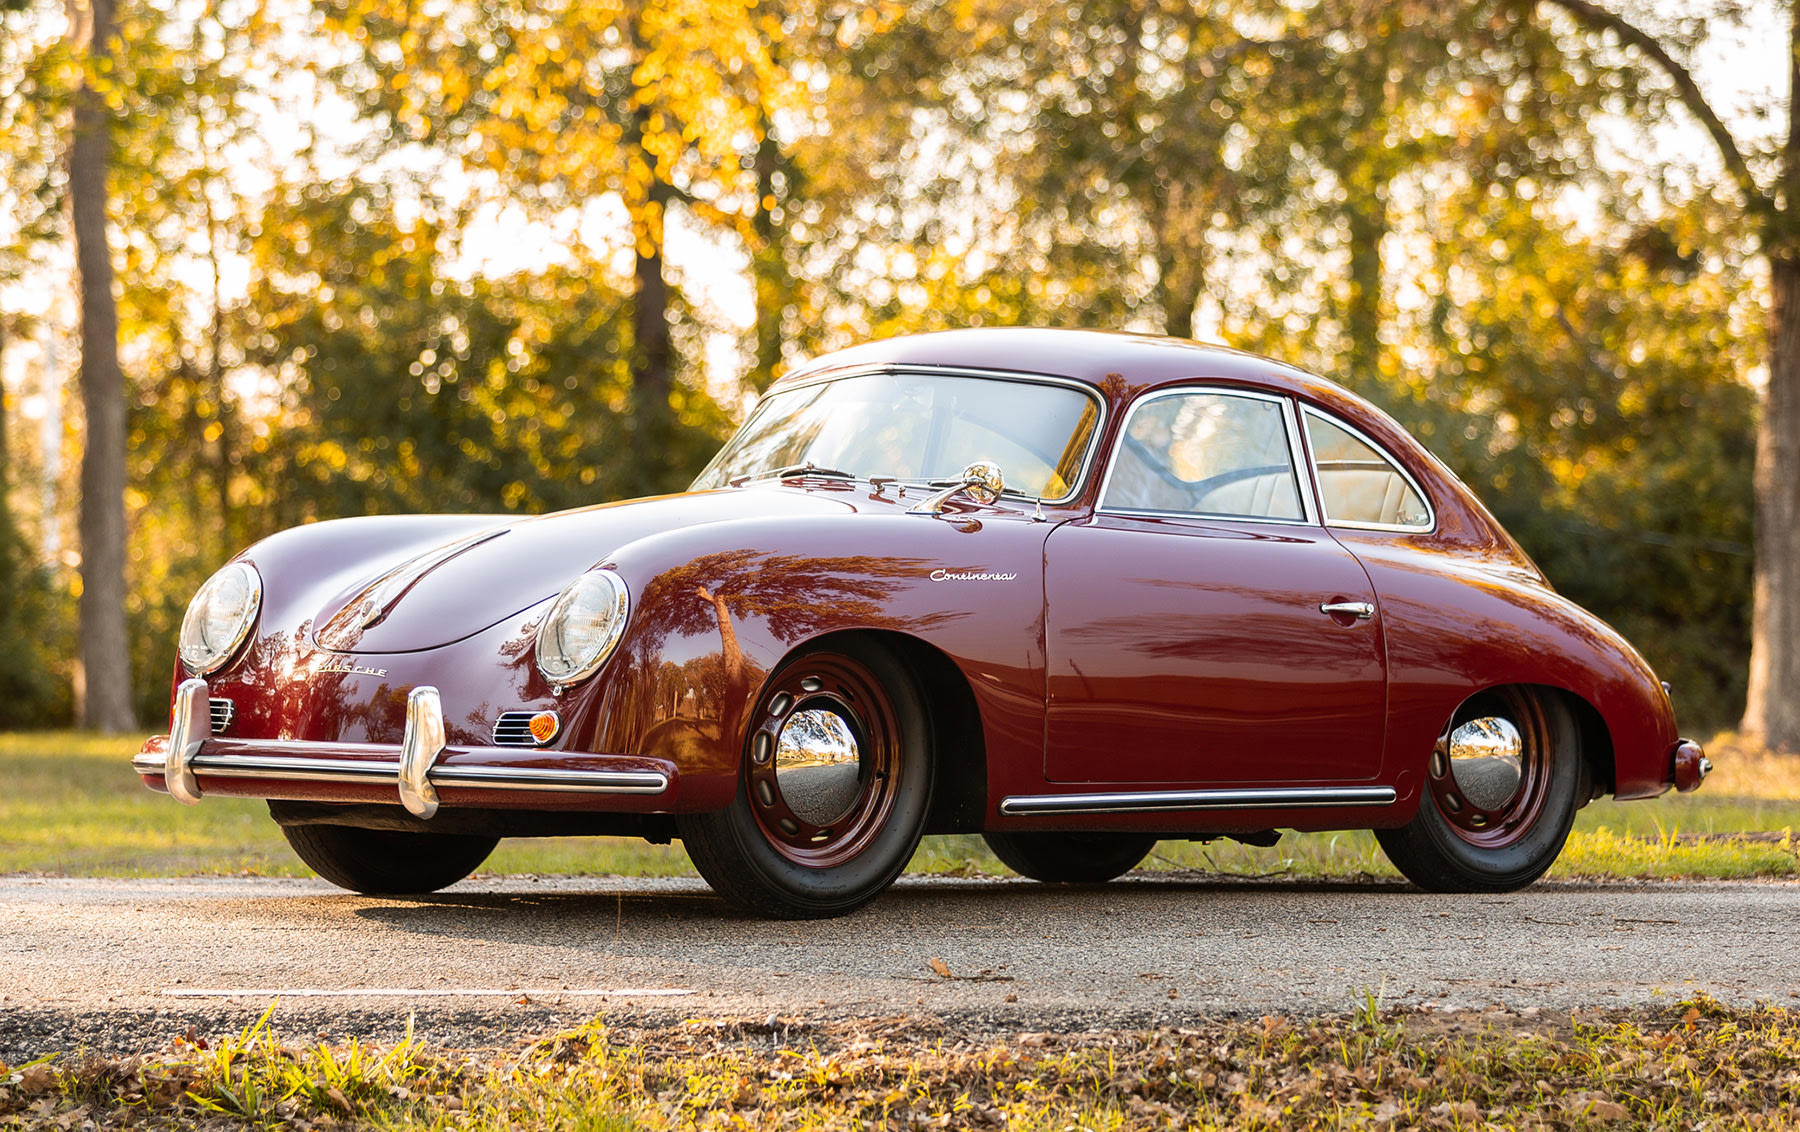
[776,327,1340,406]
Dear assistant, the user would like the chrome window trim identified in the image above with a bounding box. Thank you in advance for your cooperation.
[1094,386,1318,526]
[1299,406,1438,534]
[701,364,1110,506]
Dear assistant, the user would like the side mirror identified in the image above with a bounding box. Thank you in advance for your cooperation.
[909,460,1006,515]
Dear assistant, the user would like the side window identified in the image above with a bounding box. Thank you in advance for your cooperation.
[1102,391,1305,521]
[1303,410,1432,530]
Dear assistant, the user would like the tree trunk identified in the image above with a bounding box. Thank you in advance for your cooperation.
[628,177,676,496]
[0,316,9,524]
[1343,192,1386,385]
[750,124,797,392]
[204,183,234,559]
[69,0,136,732]
[1745,251,1800,750]
[619,6,679,499]
[1742,0,1800,751]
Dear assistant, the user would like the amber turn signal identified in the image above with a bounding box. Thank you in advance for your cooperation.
[528,711,561,745]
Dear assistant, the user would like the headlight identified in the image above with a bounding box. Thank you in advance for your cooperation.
[535,569,630,686]
[178,562,262,675]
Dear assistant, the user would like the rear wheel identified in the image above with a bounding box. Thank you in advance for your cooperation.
[1376,686,1580,892]
[282,824,497,895]
[983,831,1157,883]
[679,639,932,919]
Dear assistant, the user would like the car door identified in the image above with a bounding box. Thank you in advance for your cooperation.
[1043,387,1388,784]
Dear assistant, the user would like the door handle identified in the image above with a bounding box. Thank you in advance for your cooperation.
[1319,600,1375,620]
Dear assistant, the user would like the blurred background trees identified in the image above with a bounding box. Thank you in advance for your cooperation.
[0,0,1771,735]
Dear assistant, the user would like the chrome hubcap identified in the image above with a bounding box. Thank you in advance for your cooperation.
[1446,716,1524,812]
[773,707,862,826]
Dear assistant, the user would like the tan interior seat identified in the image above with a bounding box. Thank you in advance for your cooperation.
[1320,469,1410,525]
[1194,474,1301,519]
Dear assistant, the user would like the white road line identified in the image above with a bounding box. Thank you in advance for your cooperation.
[159,988,695,998]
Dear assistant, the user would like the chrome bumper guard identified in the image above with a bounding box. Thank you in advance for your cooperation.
[134,679,669,818]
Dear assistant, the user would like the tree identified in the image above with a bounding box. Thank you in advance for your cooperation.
[67,0,133,731]
[317,0,783,496]
[1407,184,1758,729]
[1527,0,1800,748]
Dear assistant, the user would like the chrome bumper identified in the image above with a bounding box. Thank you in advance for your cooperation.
[133,679,669,817]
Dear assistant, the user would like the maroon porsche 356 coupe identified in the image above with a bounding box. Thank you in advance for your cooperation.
[135,328,1709,917]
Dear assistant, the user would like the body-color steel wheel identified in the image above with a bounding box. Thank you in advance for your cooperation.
[1426,687,1552,849]
[679,639,933,919]
[1376,686,1581,893]
[745,654,905,869]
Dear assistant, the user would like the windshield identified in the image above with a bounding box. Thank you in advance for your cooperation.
[691,371,1103,500]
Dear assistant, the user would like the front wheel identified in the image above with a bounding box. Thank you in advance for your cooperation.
[678,640,933,919]
[983,831,1157,883]
[281,824,497,894]
[1376,686,1581,893]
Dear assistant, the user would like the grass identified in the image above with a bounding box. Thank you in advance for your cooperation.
[3,730,1797,882]
[5,997,1800,1129]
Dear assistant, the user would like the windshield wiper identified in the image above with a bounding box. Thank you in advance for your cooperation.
[727,462,859,488]
[771,462,856,480]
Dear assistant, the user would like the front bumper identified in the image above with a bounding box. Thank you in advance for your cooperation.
[134,679,673,816]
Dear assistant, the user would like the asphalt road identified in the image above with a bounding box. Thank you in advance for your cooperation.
[0,874,1794,1058]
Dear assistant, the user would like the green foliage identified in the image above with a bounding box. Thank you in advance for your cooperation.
[0,523,69,728]
[241,179,714,519]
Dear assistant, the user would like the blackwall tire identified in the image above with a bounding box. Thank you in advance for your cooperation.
[281,824,498,895]
[1376,686,1581,893]
[982,831,1158,883]
[678,639,932,919]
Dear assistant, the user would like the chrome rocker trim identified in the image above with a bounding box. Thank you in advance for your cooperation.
[998,786,1398,817]
[134,683,670,812]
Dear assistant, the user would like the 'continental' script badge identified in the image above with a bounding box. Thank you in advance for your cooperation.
[318,660,390,678]
[930,569,1018,582]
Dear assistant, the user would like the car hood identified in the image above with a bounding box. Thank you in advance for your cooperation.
[306,489,852,654]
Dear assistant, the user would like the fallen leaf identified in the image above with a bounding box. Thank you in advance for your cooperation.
[17,1066,53,1095]
[1681,1007,1701,1024]
[927,957,953,978]
[324,1086,351,1114]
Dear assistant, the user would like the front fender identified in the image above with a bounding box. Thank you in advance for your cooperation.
[579,507,1054,810]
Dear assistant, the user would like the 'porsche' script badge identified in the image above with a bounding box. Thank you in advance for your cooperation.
[318,660,390,678]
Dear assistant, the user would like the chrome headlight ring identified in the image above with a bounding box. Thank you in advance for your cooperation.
[535,569,631,688]
[178,561,262,676]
